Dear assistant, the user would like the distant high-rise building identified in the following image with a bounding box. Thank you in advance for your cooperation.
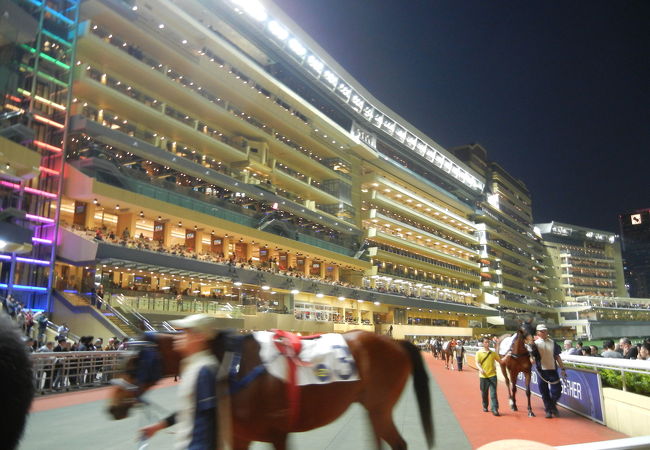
[619,208,650,298]
[537,222,627,304]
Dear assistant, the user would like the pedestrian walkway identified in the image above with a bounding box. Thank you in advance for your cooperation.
[423,352,626,448]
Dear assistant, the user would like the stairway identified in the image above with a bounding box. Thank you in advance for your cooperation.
[103,312,141,337]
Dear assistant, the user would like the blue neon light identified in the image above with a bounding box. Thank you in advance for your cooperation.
[0,284,48,292]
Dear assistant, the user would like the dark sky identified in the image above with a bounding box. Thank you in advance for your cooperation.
[273,0,649,233]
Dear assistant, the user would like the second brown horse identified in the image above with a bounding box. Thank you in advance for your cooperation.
[497,328,535,417]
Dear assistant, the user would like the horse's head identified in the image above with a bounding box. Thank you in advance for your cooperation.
[107,338,164,420]
[516,327,534,348]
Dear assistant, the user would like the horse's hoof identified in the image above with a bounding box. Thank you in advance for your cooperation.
[528,411,535,417]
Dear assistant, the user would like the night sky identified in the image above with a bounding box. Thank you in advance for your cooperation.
[273,0,649,233]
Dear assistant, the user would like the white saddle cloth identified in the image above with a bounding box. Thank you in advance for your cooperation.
[499,333,517,356]
[254,331,360,386]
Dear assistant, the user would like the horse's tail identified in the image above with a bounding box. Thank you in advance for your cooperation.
[399,341,434,448]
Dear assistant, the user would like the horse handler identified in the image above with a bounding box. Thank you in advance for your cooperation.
[531,324,566,419]
[476,337,500,416]
[140,313,219,448]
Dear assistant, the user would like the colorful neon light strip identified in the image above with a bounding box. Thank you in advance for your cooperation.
[5,94,22,103]
[0,255,50,265]
[32,237,53,244]
[33,114,65,129]
[25,213,55,224]
[33,140,63,152]
[17,88,66,111]
[0,283,47,292]
[19,64,68,88]
[0,181,58,199]
[39,166,60,176]
[19,45,71,70]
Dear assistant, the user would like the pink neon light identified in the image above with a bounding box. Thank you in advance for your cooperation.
[33,140,63,153]
[32,237,53,244]
[0,181,57,199]
[25,213,55,223]
[0,255,50,265]
[33,114,65,129]
[39,166,60,176]
[16,257,50,265]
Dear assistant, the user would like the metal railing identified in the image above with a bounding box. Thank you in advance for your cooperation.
[562,354,650,392]
[31,351,124,395]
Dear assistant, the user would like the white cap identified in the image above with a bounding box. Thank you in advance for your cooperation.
[536,324,548,331]
[169,313,218,336]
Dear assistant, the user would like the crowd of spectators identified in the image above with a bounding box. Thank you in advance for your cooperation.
[561,337,650,361]
[66,223,479,307]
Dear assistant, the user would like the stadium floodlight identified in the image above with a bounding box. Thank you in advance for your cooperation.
[268,20,289,40]
[288,38,306,57]
[232,0,268,22]
[306,55,324,74]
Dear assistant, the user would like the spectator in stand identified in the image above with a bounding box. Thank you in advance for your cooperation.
[562,340,581,356]
[638,343,649,360]
[57,323,70,339]
[23,337,35,353]
[24,309,34,337]
[36,312,49,345]
[53,338,69,352]
[590,345,601,357]
[37,341,54,352]
[0,316,34,449]
[601,340,623,358]
[619,338,638,360]
[580,346,591,356]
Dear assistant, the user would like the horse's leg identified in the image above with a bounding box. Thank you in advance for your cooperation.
[525,371,535,417]
[500,363,515,411]
[509,369,518,412]
[271,434,288,450]
[368,411,407,450]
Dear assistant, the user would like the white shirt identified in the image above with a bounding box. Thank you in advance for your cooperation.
[175,350,218,449]
[534,337,557,370]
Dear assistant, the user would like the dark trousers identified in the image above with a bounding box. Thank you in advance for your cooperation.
[480,376,499,412]
[456,356,464,371]
[538,369,562,412]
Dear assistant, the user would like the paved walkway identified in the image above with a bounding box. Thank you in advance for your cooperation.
[20,351,626,449]
[423,352,626,448]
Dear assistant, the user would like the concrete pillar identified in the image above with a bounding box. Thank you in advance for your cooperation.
[117,213,137,239]
[330,265,340,282]
[304,257,312,277]
[287,253,297,271]
[319,261,327,279]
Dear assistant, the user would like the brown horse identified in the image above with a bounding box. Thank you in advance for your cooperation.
[442,339,456,370]
[497,329,535,417]
[108,330,434,449]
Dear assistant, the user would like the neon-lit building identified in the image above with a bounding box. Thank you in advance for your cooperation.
[0,0,79,307]
[0,0,504,338]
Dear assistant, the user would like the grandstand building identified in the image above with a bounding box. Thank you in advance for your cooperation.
[1,0,499,338]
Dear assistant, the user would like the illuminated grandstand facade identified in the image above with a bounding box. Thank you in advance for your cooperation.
[5,0,636,339]
[537,221,627,304]
[0,0,506,337]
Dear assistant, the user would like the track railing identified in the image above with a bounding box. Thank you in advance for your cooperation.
[30,351,125,396]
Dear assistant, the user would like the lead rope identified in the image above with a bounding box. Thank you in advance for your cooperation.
[136,396,172,450]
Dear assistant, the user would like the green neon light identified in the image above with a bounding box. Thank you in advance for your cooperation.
[19,64,68,88]
[20,45,71,70]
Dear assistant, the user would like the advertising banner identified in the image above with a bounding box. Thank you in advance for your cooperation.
[515,367,604,424]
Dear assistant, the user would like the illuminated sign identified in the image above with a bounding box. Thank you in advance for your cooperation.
[631,214,642,225]
[351,122,376,149]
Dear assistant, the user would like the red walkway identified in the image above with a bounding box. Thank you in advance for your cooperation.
[424,352,625,448]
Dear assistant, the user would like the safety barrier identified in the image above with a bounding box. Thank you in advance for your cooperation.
[31,351,125,395]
